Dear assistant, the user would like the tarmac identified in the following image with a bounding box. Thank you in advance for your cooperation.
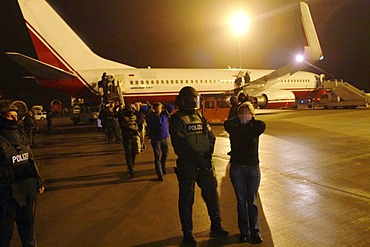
[11,108,370,247]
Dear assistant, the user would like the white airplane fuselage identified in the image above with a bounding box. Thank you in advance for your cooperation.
[11,0,323,109]
[62,68,318,108]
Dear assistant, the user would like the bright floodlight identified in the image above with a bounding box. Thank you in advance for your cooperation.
[295,54,304,62]
[230,12,250,36]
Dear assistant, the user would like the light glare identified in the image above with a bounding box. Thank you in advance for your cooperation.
[230,12,250,36]
[295,54,304,62]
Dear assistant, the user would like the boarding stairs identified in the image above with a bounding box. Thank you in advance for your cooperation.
[99,74,124,105]
[322,79,369,104]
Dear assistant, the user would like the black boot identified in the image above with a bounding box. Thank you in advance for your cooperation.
[210,225,229,236]
[183,231,196,246]
[250,234,263,244]
[128,167,136,176]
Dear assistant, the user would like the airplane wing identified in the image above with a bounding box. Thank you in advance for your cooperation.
[5,52,77,80]
[251,62,307,85]
[227,60,311,95]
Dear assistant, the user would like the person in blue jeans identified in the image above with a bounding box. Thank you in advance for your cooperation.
[224,101,266,244]
[146,102,173,181]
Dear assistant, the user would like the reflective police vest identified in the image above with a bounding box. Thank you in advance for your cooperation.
[121,112,139,136]
[0,134,31,186]
[0,135,30,168]
[173,111,211,157]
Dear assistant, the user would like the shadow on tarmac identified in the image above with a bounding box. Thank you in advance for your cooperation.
[26,117,276,246]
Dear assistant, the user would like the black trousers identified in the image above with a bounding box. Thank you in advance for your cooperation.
[122,136,138,170]
[176,167,222,233]
[0,198,36,247]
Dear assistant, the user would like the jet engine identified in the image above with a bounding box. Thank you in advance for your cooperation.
[252,95,268,109]
[251,90,296,109]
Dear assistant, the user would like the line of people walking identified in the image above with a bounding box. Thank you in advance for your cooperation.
[96,87,265,246]
[98,101,174,180]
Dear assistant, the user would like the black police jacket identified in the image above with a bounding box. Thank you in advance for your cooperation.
[0,123,43,188]
[169,110,215,166]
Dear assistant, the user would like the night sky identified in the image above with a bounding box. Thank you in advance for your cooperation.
[0,0,369,109]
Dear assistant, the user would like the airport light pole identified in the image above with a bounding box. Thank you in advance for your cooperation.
[230,11,250,68]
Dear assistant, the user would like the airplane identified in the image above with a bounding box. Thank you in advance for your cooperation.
[6,0,324,109]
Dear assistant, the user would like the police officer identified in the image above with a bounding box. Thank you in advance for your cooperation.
[118,103,142,176]
[169,86,229,245]
[0,101,45,246]
[23,111,38,148]
[237,92,249,104]
[46,109,52,130]
[227,95,239,119]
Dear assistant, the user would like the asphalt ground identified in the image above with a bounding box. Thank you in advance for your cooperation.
[11,108,370,247]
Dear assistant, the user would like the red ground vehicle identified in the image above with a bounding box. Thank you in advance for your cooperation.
[201,97,230,124]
